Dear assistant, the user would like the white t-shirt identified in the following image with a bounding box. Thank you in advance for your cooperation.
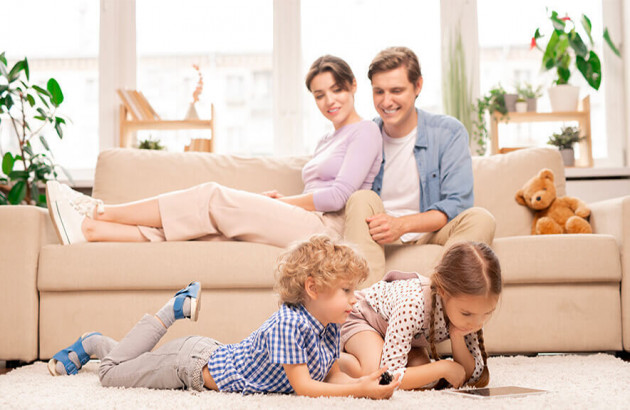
[380,128,425,243]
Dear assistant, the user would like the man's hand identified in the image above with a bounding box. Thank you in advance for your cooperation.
[261,190,284,199]
[366,213,406,244]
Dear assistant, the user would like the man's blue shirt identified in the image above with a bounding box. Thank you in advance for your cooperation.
[371,108,474,221]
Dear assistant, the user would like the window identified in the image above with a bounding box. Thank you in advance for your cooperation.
[478,0,619,164]
[0,0,99,178]
[136,0,273,155]
[301,0,441,152]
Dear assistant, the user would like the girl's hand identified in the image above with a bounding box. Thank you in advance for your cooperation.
[261,190,284,199]
[356,367,401,400]
[438,360,466,389]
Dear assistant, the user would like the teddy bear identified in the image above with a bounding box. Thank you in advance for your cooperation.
[515,168,592,235]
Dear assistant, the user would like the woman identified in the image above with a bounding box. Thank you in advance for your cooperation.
[47,55,382,248]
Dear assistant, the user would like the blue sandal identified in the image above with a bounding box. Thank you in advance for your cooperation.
[47,331,101,376]
[174,281,202,322]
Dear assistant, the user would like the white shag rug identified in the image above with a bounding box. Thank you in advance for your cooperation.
[2,354,630,409]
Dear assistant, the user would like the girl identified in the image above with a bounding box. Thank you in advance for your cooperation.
[338,241,501,389]
[48,236,400,399]
[46,55,382,247]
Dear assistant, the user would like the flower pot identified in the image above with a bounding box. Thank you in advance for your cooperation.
[548,85,579,112]
[504,93,518,112]
[526,98,537,112]
[185,103,199,120]
[515,101,528,113]
[560,148,575,166]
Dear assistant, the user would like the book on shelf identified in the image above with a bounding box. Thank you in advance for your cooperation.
[116,89,142,120]
[117,89,161,121]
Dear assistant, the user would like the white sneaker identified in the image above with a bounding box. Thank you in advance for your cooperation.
[46,181,88,245]
[58,183,104,219]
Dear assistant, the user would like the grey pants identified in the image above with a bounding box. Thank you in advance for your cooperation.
[98,314,221,391]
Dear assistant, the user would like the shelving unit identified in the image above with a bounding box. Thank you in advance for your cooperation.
[490,96,592,167]
[117,89,215,152]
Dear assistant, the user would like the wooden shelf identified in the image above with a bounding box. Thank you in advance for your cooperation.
[490,96,592,167]
[117,89,215,152]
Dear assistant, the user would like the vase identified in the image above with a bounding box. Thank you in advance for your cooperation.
[560,148,575,167]
[515,101,528,113]
[185,103,199,120]
[526,98,537,112]
[504,93,518,112]
[548,85,579,112]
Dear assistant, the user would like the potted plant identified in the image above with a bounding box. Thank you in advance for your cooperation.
[472,85,508,155]
[547,125,584,166]
[0,52,68,206]
[137,136,165,150]
[515,97,528,113]
[531,10,621,112]
[516,82,543,112]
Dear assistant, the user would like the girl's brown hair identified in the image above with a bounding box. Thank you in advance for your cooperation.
[274,235,368,306]
[368,46,422,84]
[427,241,502,388]
[305,55,356,92]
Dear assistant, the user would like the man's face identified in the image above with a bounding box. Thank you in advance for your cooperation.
[371,65,422,137]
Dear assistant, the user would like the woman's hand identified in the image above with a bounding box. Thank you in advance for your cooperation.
[356,367,401,399]
[438,360,466,388]
[261,190,284,199]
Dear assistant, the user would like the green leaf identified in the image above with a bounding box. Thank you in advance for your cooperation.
[550,11,566,32]
[36,94,50,109]
[32,84,51,97]
[23,144,34,156]
[604,28,621,57]
[33,115,46,121]
[8,59,26,82]
[23,57,29,81]
[0,58,7,77]
[8,170,29,179]
[36,107,47,118]
[26,93,35,106]
[0,191,8,205]
[4,94,13,110]
[37,193,47,207]
[39,135,51,151]
[2,152,14,175]
[8,180,26,204]
[55,116,66,125]
[568,31,588,58]
[0,84,8,95]
[47,78,64,107]
[55,121,64,139]
[581,14,593,45]
[0,52,6,66]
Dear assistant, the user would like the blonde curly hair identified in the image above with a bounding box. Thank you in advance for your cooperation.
[274,235,368,306]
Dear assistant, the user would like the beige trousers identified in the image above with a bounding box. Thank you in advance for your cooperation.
[138,182,344,248]
[343,190,496,286]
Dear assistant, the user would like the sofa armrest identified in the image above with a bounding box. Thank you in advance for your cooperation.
[590,196,630,351]
[0,205,58,361]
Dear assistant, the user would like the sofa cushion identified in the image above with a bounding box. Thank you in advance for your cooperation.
[92,148,310,204]
[38,242,282,291]
[472,147,566,238]
[493,234,621,283]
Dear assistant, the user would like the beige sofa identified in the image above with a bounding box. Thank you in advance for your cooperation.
[1,147,628,362]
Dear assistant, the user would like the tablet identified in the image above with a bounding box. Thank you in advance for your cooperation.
[446,386,547,399]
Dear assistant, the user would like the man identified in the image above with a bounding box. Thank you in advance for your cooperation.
[344,46,495,285]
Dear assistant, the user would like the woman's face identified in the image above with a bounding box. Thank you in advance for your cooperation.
[309,71,357,130]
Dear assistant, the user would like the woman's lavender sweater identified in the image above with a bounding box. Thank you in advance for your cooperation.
[302,120,382,212]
